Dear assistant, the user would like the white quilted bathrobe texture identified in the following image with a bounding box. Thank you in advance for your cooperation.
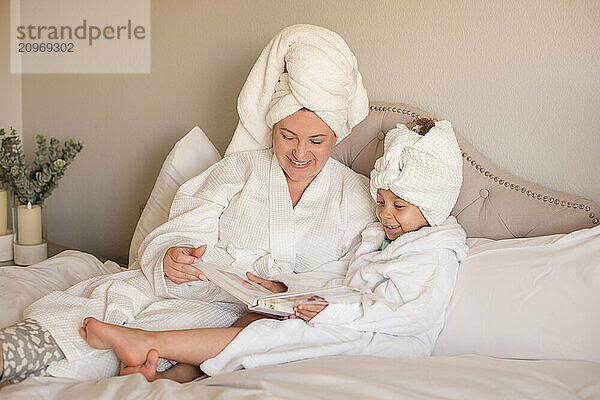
[200,217,468,375]
[23,149,375,380]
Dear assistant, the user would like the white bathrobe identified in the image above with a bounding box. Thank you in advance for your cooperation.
[23,149,375,380]
[200,217,468,376]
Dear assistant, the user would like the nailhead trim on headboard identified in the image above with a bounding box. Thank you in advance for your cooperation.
[370,105,421,119]
[460,151,598,225]
[368,104,599,226]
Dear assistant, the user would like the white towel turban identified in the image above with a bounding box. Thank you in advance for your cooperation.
[370,120,463,226]
[225,24,369,155]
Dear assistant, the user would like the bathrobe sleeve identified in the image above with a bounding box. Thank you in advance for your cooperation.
[310,248,460,336]
[138,153,253,298]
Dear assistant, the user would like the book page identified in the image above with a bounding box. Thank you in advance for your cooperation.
[192,261,272,306]
[257,286,370,316]
[263,285,365,303]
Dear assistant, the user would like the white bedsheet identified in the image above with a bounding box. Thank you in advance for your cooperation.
[2,355,599,400]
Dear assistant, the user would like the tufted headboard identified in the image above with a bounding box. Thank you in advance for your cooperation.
[332,102,599,239]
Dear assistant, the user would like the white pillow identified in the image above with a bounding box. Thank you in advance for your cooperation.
[127,126,221,268]
[433,225,600,362]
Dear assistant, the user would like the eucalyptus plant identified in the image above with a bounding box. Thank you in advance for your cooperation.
[0,127,83,205]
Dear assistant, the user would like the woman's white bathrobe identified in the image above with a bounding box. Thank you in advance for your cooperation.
[22,149,375,380]
[200,217,468,375]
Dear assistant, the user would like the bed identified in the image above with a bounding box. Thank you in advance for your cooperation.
[1,102,599,400]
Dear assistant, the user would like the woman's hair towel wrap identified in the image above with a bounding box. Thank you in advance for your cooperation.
[370,121,463,226]
[225,24,369,155]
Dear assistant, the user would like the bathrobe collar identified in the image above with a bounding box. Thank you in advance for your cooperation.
[268,152,333,270]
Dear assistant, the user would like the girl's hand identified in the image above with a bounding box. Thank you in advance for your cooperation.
[163,245,208,284]
[245,272,288,293]
[292,297,328,322]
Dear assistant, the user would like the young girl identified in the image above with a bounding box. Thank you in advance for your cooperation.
[79,119,468,382]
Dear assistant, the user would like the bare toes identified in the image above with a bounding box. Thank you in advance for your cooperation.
[82,317,94,329]
[79,327,87,340]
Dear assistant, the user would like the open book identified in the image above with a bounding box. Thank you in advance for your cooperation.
[192,261,369,317]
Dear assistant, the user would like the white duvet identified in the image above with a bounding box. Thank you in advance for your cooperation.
[0,251,122,329]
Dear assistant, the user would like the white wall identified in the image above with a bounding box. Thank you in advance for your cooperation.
[0,0,22,133]
[8,0,600,264]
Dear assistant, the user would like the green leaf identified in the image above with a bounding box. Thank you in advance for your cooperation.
[0,128,82,201]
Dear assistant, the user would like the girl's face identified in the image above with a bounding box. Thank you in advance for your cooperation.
[376,189,429,240]
[272,109,336,187]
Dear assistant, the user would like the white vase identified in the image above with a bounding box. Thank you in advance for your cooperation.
[0,188,13,262]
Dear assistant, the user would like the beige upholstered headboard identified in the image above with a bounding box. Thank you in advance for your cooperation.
[332,102,599,239]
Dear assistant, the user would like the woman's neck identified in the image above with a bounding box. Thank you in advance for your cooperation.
[285,178,312,208]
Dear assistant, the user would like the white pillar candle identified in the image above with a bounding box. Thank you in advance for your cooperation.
[0,190,7,235]
[17,203,43,245]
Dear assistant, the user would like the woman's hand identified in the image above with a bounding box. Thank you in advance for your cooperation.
[286,297,328,322]
[245,272,288,293]
[163,245,208,284]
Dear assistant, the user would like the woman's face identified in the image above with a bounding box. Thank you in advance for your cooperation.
[376,189,429,240]
[272,109,336,186]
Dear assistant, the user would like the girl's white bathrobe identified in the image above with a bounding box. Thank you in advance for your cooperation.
[22,149,375,380]
[200,217,468,375]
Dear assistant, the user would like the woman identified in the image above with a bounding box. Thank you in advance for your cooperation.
[0,24,376,384]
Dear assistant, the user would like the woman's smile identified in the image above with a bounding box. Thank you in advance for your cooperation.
[288,156,312,168]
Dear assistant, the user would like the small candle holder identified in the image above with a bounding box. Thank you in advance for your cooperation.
[13,197,47,266]
[0,187,14,262]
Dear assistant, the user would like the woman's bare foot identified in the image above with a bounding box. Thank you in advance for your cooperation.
[119,349,158,382]
[79,317,152,366]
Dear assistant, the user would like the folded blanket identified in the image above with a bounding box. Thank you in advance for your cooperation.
[226,24,368,154]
